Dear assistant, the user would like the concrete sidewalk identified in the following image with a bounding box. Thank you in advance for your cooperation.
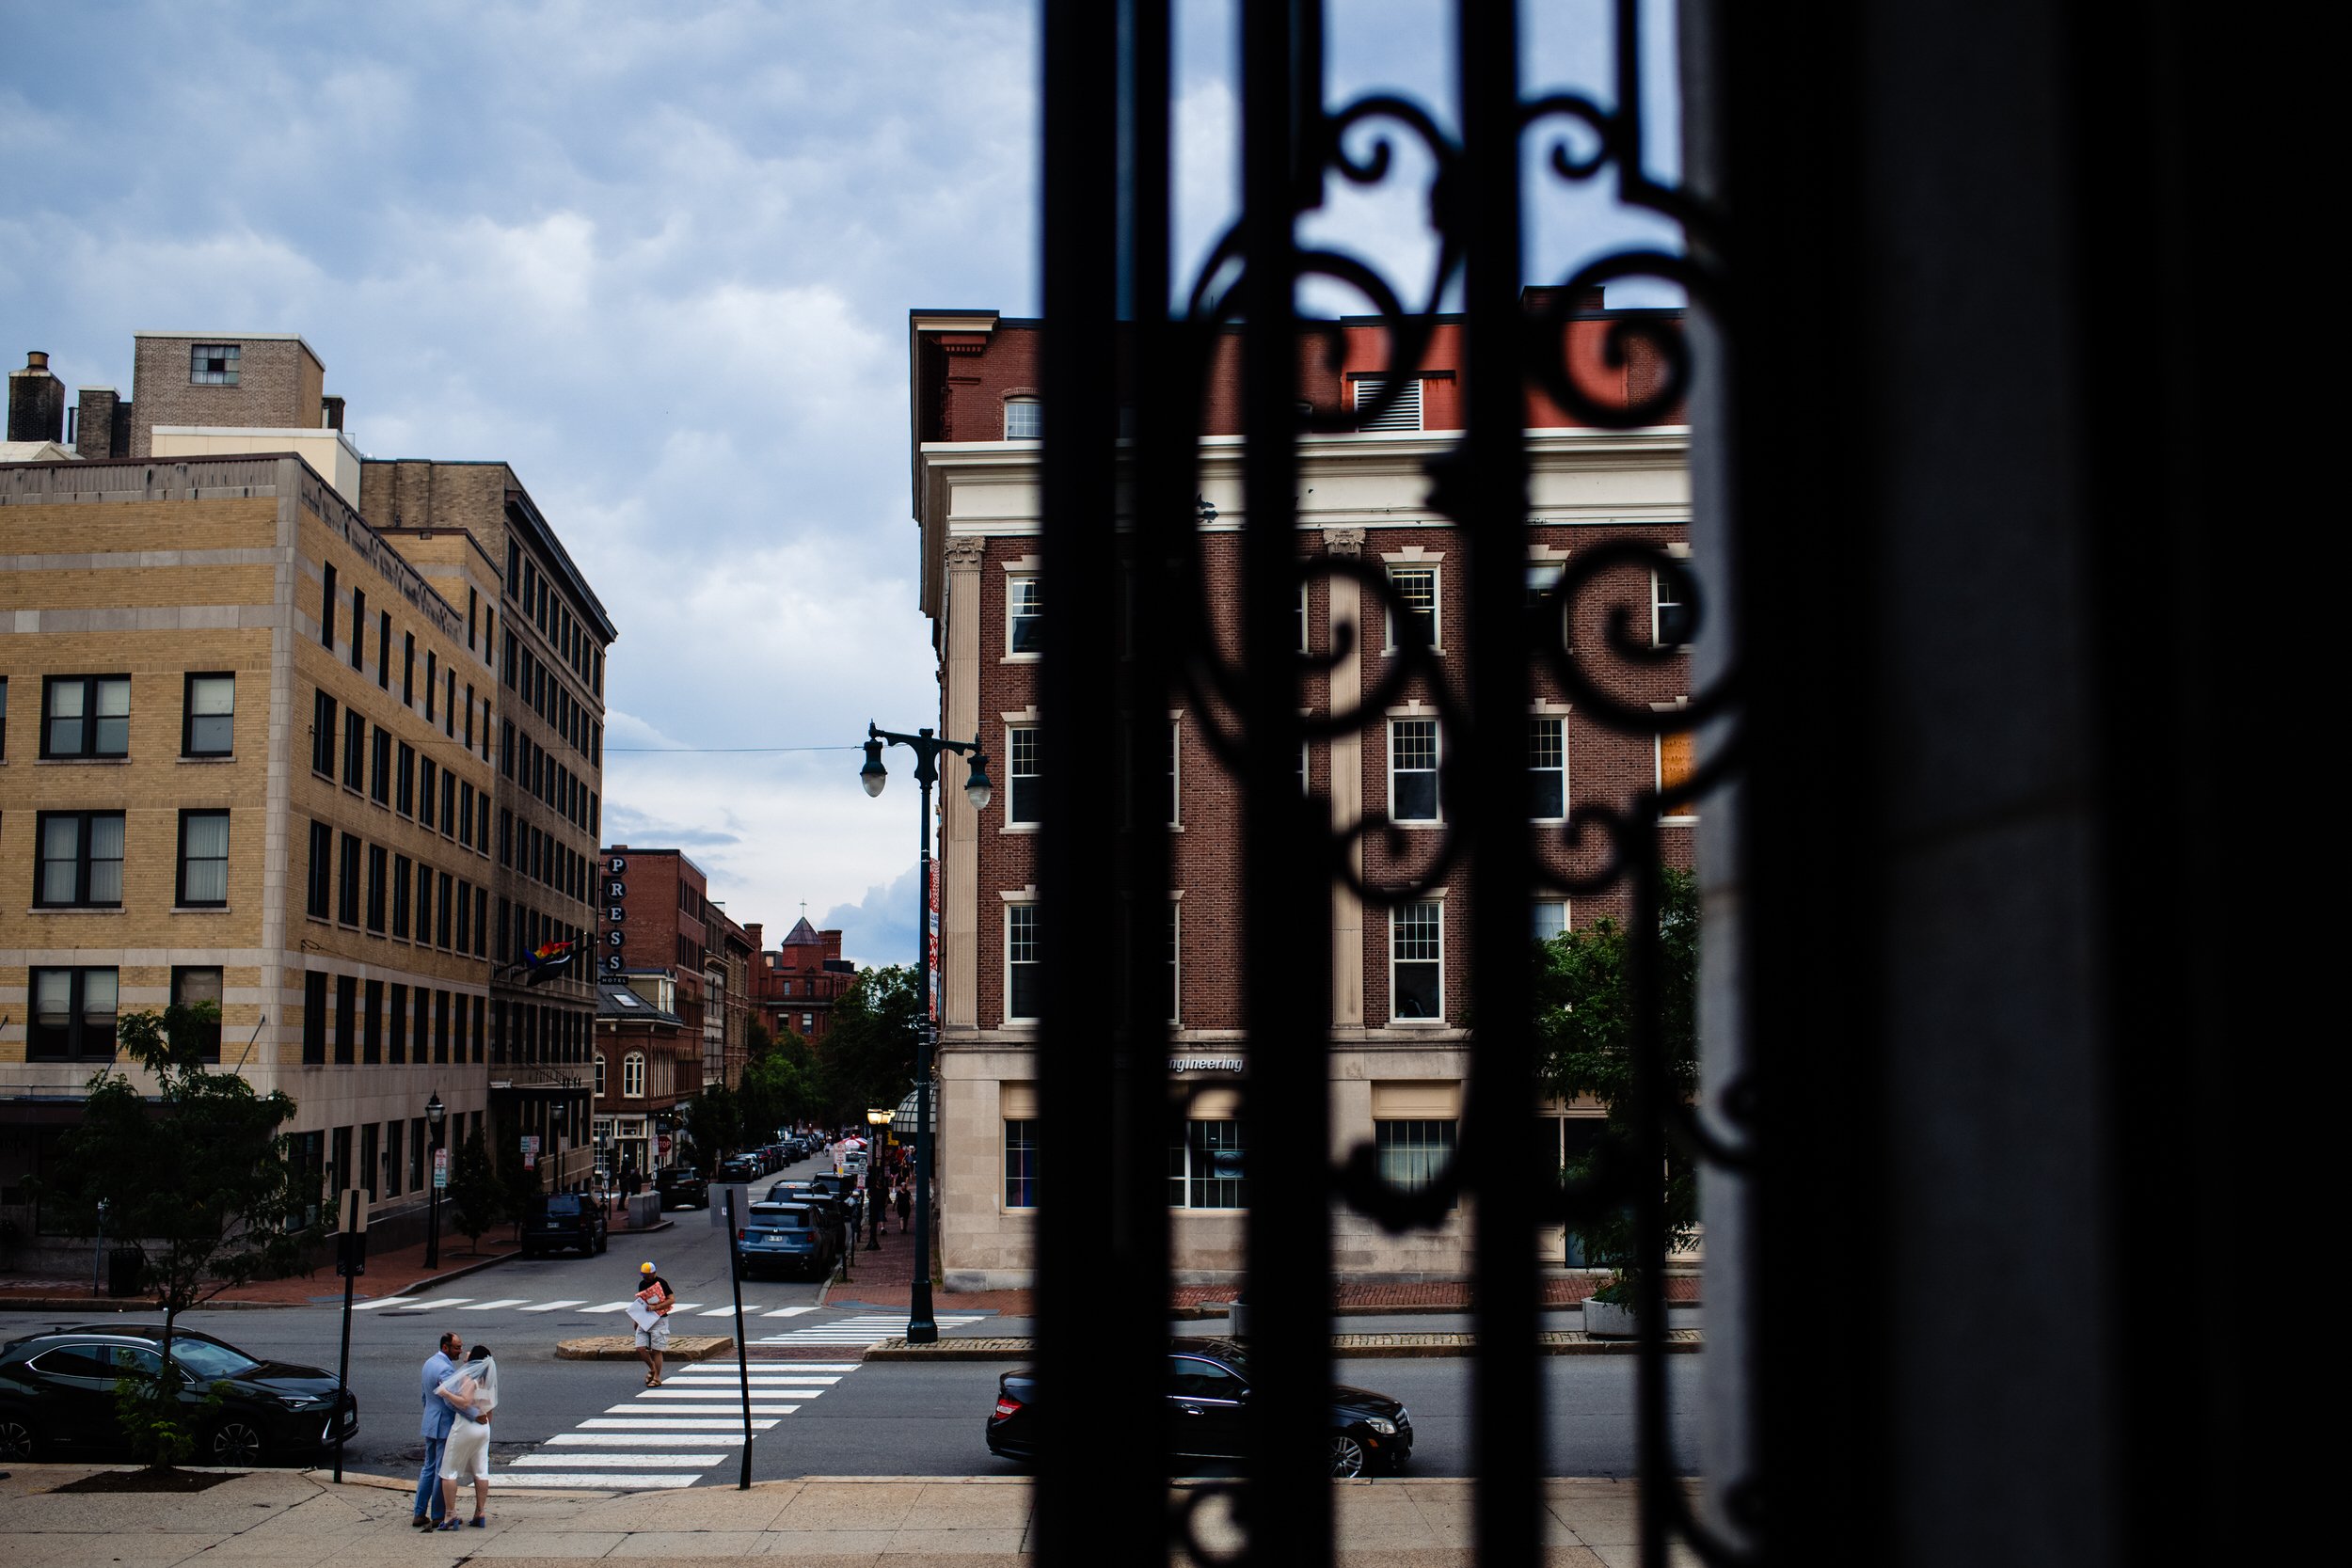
[0,1464,1697,1565]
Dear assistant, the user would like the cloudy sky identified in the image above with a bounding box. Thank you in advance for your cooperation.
[0,0,1678,968]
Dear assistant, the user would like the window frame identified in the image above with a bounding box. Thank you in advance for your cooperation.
[1390,898,1446,1023]
[35,810,126,909]
[1005,900,1041,1024]
[1004,396,1042,439]
[28,966,121,1061]
[170,966,224,1061]
[1388,716,1442,824]
[1529,715,1567,822]
[1004,1117,1039,1209]
[182,672,235,758]
[187,342,239,385]
[1169,1119,1247,1210]
[1384,563,1440,652]
[1375,1117,1459,1199]
[1007,723,1041,828]
[175,809,230,909]
[41,673,131,760]
[1007,573,1043,659]
[622,1052,646,1099]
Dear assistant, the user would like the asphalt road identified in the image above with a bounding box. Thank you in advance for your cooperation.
[0,1146,1700,1484]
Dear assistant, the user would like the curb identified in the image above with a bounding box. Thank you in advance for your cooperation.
[864,1331,1704,1361]
[0,1295,297,1312]
[1171,1300,1702,1320]
[555,1334,737,1361]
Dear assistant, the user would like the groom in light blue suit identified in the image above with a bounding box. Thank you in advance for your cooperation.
[412,1330,460,1528]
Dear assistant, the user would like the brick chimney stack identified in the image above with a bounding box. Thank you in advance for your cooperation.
[8,350,65,443]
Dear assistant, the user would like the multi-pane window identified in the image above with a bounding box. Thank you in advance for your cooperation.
[28,968,119,1060]
[43,674,130,758]
[307,820,332,919]
[1376,1118,1457,1194]
[1533,898,1569,942]
[1352,373,1423,431]
[183,673,234,756]
[338,833,361,925]
[391,854,412,939]
[1169,1121,1246,1209]
[188,342,239,384]
[335,974,358,1064]
[310,690,335,775]
[622,1053,646,1098]
[1386,565,1438,649]
[349,590,366,670]
[384,1119,403,1196]
[366,845,389,931]
[424,651,437,721]
[403,633,415,704]
[1653,566,1692,647]
[396,743,415,816]
[321,563,338,650]
[1390,719,1440,822]
[389,983,409,1063]
[1007,903,1041,1023]
[1008,575,1043,656]
[176,810,229,907]
[377,611,391,689]
[1008,726,1041,826]
[37,812,125,908]
[1004,397,1041,438]
[1166,721,1181,825]
[1391,900,1444,1021]
[342,708,364,789]
[594,1053,607,1096]
[171,966,223,1060]
[1166,901,1181,1025]
[302,971,327,1064]
[1529,718,1566,819]
[371,728,391,804]
[419,758,437,830]
[1005,1119,1038,1208]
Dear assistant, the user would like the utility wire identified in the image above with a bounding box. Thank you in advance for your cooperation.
[606,745,864,753]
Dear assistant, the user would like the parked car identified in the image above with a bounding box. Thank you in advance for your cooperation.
[806,1172,865,1229]
[764,1180,852,1233]
[716,1154,762,1183]
[736,1200,839,1281]
[655,1166,709,1209]
[0,1323,358,1465]
[983,1338,1411,1478]
[519,1192,609,1258]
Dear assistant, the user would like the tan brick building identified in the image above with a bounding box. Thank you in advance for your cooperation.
[0,444,497,1257]
[361,461,614,1194]
[909,305,1693,1287]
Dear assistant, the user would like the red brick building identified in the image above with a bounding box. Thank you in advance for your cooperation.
[911,296,1692,1286]
[746,916,856,1045]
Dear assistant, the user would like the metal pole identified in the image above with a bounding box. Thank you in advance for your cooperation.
[909,752,938,1344]
[723,1190,754,1489]
[333,1243,356,1482]
[425,1132,441,1270]
[92,1204,104,1298]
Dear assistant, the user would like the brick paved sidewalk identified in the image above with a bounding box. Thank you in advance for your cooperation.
[0,1231,521,1309]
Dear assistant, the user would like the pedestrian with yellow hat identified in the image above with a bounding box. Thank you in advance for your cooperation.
[628,1259,674,1386]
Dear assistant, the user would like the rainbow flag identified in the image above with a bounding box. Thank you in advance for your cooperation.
[524,938,576,986]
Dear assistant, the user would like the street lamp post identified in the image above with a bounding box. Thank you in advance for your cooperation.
[93,1197,110,1299]
[860,722,992,1345]
[424,1092,446,1270]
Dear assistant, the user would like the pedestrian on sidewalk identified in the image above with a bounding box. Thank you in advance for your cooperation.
[896,1183,912,1234]
[410,1330,459,1528]
[630,1260,675,1386]
[433,1345,498,1530]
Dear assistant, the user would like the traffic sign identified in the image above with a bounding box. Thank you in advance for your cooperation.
[433,1148,450,1190]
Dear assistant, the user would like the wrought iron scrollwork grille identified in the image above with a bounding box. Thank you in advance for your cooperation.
[1034,5,1737,1568]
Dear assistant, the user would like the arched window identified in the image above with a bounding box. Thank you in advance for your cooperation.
[594,1052,606,1096]
[622,1052,646,1099]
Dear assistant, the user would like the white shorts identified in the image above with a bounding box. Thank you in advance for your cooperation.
[634,1319,672,1350]
[440,1418,490,1481]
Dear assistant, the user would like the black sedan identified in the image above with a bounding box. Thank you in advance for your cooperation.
[983,1338,1411,1478]
[519,1192,610,1258]
[655,1166,709,1209]
[0,1324,358,1465]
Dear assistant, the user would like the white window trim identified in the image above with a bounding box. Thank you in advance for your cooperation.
[1381,553,1444,654]
[1003,895,1041,1026]
[1168,895,1183,1028]
[1003,719,1041,833]
[1388,893,1447,1025]
[1003,556,1043,663]
[621,1051,646,1099]
[1386,711,1443,828]
[1003,395,1042,440]
[1529,714,1568,824]
[1533,897,1571,943]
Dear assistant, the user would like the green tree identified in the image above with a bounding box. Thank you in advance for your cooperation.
[818,966,921,1122]
[1534,867,1701,1309]
[39,1001,316,1466]
[739,1036,818,1145]
[444,1128,502,1251]
[495,1132,541,1235]
[683,1082,743,1164]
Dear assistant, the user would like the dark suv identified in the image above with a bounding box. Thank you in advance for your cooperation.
[520,1193,609,1258]
[655,1166,709,1209]
[0,1324,357,1465]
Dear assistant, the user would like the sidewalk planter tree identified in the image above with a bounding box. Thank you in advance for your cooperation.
[444,1128,502,1253]
[683,1082,743,1163]
[39,1000,316,1468]
[1534,868,1701,1337]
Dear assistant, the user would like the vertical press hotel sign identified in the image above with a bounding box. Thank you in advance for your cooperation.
[604,856,627,972]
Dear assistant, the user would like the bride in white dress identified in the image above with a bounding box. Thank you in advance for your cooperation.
[435,1347,499,1529]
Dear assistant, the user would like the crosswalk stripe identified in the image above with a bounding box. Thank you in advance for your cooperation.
[548,1433,750,1447]
[696,1305,748,1317]
[645,1379,839,1391]
[347,1296,409,1310]
[607,1404,803,1416]
[517,1299,588,1313]
[497,1473,699,1488]
[508,1453,726,1468]
[388,1296,473,1310]
[461,1299,529,1311]
[580,1301,637,1314]
[580,1418,782,1431]
[666,1303,704,1314]
[761,1306,817,1318]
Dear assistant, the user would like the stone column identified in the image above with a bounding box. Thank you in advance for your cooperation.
[941,534,987,1027]
[1324,528,1366,1028]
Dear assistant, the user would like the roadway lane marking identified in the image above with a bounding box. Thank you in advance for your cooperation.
[508,1453,726,1467]
[547,1433,750,1447]
[347,1297,410,1310]
[761,1306,816,1318]
[604,1404,804,1416]
[644,1379,840,1391]
[497,1473,699,1488]
[696,1305,749,1317]
[387,1296,474,1310]
[580,1301,636,1313]
[517,1299,588,1313]
[460,1299,530,1311]
[683,1362,861,1373]
[580,1418,781,1431]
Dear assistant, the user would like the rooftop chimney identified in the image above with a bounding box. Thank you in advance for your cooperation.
[8,351,66,444]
